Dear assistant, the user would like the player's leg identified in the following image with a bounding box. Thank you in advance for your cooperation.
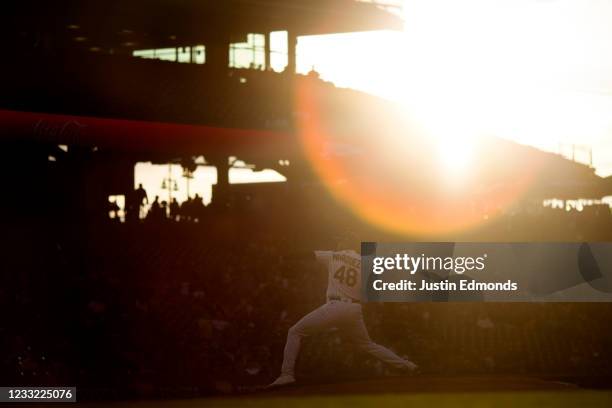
[270,303,338,386]
[342,305,417,371]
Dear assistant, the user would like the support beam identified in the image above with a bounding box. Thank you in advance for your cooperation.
[207,32,230,72]
[287,31,297,73]
[211,157,230,207]
[264,32,271,70]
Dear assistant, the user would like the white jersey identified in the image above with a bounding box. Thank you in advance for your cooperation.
[315,249,361,301]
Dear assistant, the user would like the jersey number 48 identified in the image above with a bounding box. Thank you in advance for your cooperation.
[334,266,358,287]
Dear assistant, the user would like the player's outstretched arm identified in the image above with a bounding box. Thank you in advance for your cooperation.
[314,250,333,264]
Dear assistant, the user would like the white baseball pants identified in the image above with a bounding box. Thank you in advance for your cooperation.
[280,301,410,377]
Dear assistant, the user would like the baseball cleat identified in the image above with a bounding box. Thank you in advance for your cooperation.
[267,374,296,388]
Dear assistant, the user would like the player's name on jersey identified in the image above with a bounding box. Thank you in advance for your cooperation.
[372,279,519,291]
[332,253,361,268]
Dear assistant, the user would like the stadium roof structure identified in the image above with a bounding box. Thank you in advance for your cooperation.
[4,0,403,52]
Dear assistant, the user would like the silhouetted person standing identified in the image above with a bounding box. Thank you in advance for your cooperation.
[169,198,180,221]
[147,196,162,221]
[192,194,206,222]
[134,183,148,219]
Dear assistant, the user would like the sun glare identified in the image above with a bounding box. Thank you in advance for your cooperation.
[437,138,474,174]
[295,0,612,235]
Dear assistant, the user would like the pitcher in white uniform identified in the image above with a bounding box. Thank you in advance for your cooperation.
[269,238,418,387]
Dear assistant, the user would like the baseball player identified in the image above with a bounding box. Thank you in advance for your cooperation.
[269,237,417,387]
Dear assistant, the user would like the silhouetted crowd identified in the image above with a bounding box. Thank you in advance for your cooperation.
[144,195,208,223]
[119,184,211,224]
